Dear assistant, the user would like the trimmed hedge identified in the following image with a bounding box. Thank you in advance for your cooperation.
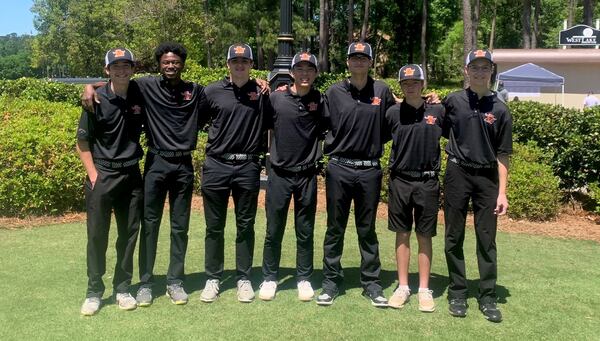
[0,78,83,107]
[0,97,84,217]
[510,101,600,189]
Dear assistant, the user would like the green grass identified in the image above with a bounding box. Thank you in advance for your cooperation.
[1,209,599,340]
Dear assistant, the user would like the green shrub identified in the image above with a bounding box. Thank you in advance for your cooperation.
[510,101,600,188]
[0,78,83,107]
[587,182,600,215]
[0,97,84,217]
[507,141,561,221]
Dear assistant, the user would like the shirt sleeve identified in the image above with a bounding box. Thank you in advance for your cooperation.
[496,108,513,155]
[441,96,452,139]
[76,109,94,141]
[196,86,210,131]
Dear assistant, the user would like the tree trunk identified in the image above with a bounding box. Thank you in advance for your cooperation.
[319,0,330,72]
[420,0,428,88]
[348,0,354,43]
[256,22,264,70]
[489,0,497,50]
[567,0,576,27]
[204,0,212,67]
[532,0,541,48]
[584,0,595,26]
[303,0,310,50]
[521,0,532,49]
[472,0,480,48]
[462,0,473,58]
[360,0,370,41]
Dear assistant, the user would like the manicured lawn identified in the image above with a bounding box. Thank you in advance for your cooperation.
[1,209,599,340]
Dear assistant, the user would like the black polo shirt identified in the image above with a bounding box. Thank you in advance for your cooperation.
[442,88,513,165]
[77,81,144,161]
[386,101,444,172]
[267,87,324,168]
[201,77,269,156]
[135,75,205,152]
[323,77,395,159]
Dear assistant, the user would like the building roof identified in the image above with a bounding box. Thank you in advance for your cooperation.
[493,49,600,64]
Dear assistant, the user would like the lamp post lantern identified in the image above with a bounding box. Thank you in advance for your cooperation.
[268,0,294,89]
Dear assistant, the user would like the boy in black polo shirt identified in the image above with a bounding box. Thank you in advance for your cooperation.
[386,64,444,312]
[443,49,512,323]
[258,51,323,302]
[316,42,396,307]
[78,48,144,316]
[199,43,269,303]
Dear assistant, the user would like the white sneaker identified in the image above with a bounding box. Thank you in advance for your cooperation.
[297,280,314,301]
[237,280,255,303]
[116,293,137,311]
[388,287,410,309]
[200,279,220,303]
[80,297,101,316]
[258,280,278,301]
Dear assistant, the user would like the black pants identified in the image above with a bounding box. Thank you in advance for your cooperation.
[262,167,317,282]
[202,156,261,281]
[322,161,383,293]
[444,161,499,301]
[139,152,194,287]
[85,164,142,298]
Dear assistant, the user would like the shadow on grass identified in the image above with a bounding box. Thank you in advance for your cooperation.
[137,268,509,304]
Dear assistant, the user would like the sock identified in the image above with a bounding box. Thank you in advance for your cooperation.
[418,287,430,293]
[398,285,410,291]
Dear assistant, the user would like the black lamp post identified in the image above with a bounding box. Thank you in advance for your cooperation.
[268,0,294,89]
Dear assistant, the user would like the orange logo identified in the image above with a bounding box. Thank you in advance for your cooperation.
[234,46,246,55]
[403,67,415,76]
[354,43,365,52]
[484,112,496,125]
[131,105,142,115]
[182,91,192,101]
[474,50,486,57]
[113,49,126,57]
[248,91,258,100]
[301,53,311,61]
[371,97,381,106]
[424,115,437,125]
[308,102,318,111]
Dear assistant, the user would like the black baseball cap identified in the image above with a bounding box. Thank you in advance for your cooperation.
[105,48,135,67]
[227,43,253,61]
[347,42,373,59]
[398,64,425,81]
[291,51,318,69]
[465,49,493,65]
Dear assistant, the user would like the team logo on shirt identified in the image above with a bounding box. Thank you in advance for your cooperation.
[308,102,318,111]
[131,105,142,115]
[371,97,381,105]
[484,112,496,125]
[182,91,192,101]
[248,91,259,100]
[424,115,437,125]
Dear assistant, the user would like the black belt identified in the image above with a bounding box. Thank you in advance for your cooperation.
[273,163,316,173]
[148,147,192,158]
[218,153,260,162]
[330,156,379,168]
[94,158,139,169]
[449,157,496,169]
[394,170,438,179]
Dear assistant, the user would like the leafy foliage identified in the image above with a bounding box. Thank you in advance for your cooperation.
[0,78,82,106]
[0,97,83,217]
[510,101,600,188]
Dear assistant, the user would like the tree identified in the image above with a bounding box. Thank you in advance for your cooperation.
[319,0,330,72]
[583,0,595,26]
[463,0,473,59]
[421,0,428,88]
[360,0,370,42]
[347,0,354,43]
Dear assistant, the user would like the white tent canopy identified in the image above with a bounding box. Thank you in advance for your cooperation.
[497,63,565,105]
